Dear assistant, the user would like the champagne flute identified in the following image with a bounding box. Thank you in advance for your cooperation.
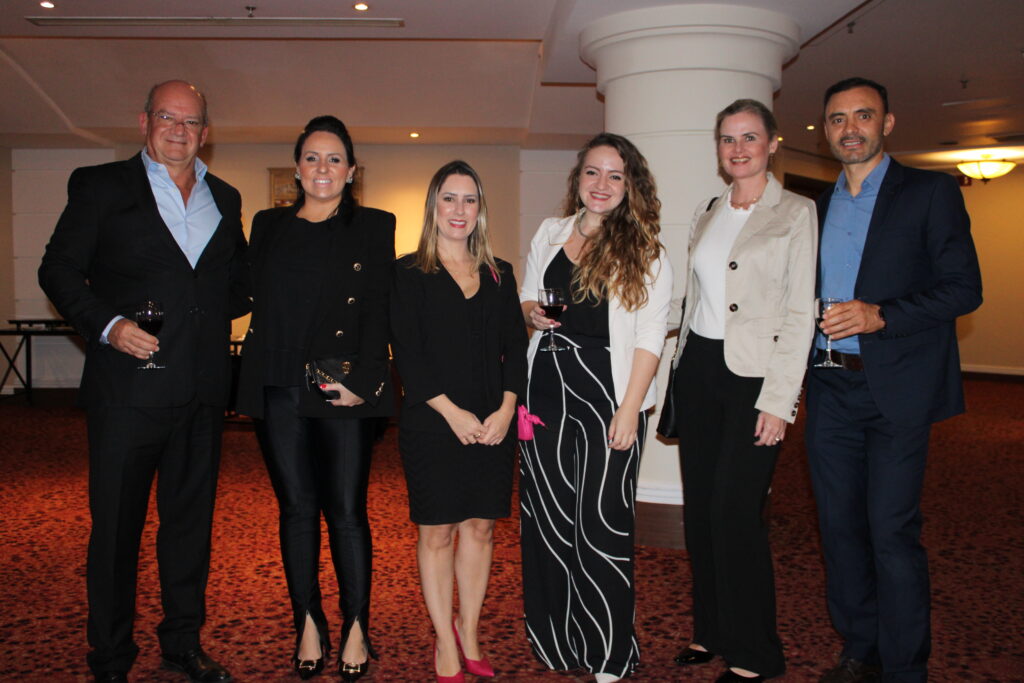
[537,288,567,352]
[135,299,165,370]
[814,297,843,368]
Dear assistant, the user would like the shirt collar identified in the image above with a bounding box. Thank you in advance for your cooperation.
[141,148,208,182]
[834,153,891,198]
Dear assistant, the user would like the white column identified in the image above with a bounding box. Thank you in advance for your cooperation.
[581,4,800,505]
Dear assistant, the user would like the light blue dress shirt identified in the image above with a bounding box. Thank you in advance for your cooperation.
[141,147,222,268]
[101,150,223,343]
[817,154,890,354]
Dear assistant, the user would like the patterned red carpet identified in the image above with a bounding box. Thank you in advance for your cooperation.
[1,377,1021,682]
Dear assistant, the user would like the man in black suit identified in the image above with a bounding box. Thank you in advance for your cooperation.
[806,77,982,683]
[39,80,248,683]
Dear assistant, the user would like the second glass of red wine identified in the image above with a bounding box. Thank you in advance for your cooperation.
[538,288,567,352]
[135,299,165,370]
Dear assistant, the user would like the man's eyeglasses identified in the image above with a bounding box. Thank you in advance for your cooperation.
[149,111,204,131]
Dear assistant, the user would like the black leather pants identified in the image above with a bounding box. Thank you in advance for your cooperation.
[256,386,375,655]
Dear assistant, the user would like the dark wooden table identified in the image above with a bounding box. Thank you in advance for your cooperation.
[0,319,77,404]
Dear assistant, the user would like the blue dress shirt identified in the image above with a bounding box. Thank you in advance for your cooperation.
[101,150,223,342]
[141,148,222,268]
[817,154,891,354]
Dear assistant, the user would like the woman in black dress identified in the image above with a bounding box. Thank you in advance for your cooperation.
[237,115,395,681]
[390,160,527,683]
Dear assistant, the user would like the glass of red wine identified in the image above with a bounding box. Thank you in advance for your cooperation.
[538,288,567,352]
[135,299,165,370]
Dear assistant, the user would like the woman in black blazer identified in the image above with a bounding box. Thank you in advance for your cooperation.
[390,160,527,682]
[237,116,395,681]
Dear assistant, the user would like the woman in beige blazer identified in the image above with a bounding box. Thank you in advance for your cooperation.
[668,100,816,682]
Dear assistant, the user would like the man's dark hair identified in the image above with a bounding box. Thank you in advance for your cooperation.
[823,77,889,114]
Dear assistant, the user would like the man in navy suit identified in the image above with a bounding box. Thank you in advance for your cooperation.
[39,80,248,683]
[806,77,982,683]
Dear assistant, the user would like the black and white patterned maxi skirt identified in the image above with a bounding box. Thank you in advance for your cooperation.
[519,340,646,678]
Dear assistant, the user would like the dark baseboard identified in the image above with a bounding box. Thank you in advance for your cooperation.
[636,501,685,549]
[962,371,1024,383]
[0,388,79,407]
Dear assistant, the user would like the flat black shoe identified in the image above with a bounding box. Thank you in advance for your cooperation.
[294,654,325,680]
[339,660,369,681]
[161,648,233,683]
[94,673,128,683]
[716,671,765,682]
[674,646,715,665]
[819,658,880,683]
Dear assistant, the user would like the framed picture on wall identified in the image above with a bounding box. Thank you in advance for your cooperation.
[269,166,365,208]
[269,168,298,207]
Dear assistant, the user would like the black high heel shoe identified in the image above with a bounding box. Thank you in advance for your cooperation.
[339,659,369,682]
[293,635,329,680]
[293,653,325,680]
[338,618,376,682]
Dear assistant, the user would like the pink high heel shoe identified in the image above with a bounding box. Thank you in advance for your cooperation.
[452,619,495,678]
[434,641,465,683]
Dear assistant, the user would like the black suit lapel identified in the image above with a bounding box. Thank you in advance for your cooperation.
[854,160,904,296]
[192,172,235,272]
[123,153,195,271]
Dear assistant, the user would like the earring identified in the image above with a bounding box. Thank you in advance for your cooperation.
[294,172,301,180]
[346,177,353,184]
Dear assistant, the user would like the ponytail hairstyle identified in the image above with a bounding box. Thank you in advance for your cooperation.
[293,115,357,224]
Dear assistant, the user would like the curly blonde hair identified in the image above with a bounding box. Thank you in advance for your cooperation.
[562,133,662,312]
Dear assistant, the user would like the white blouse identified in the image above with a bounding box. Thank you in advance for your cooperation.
[690,192,753,339]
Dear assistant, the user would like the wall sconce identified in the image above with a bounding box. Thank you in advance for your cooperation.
[957,156,1017,183]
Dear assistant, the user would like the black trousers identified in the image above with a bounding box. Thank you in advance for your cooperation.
[805,367,931,682]
[85,398,223,675]
[520,343,644,678]
[674,333,784,677]
[256,386,375,655]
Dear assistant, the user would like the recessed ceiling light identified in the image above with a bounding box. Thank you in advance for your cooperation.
[778,136,784,142]
[806,125,815,131]
[353,2,369,10]
[40,1,55,8]
[409,132,420,138]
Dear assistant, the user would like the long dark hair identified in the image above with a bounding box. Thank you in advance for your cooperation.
[562,133,662,312]
[293,115,357,223]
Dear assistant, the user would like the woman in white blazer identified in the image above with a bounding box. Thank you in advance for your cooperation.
[668,100,817,682]
[518,133,672,683]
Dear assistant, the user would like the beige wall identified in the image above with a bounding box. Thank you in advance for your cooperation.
[957,172,1023,373]
[0,150,12,325]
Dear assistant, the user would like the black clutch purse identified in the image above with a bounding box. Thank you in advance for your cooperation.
[655,364,678,439]
[305,355,357,401]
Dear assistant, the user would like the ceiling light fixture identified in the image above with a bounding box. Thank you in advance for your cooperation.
[956,156,1016,182]
[806,125,815,131]
[353,2,370,10]
[25,15,403,28]
[39,1,55,7]
[409,132,420,139]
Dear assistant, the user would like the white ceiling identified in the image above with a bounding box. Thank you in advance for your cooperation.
[1,0,1022,169]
